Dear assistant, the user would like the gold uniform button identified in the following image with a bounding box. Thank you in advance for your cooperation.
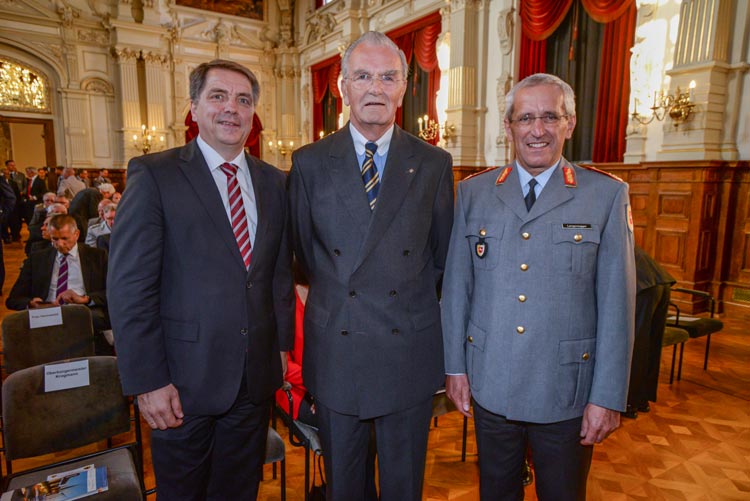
[479,228,487,237]
[520,263,529,271]
[518,294,527,302]
[574,233,583,242]
[468,336,474,343]
[516,326,525,334]
[582,352,590,361]
[521,232,530,240]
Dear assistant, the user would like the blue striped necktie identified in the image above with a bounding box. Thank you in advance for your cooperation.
[361,142,380,210]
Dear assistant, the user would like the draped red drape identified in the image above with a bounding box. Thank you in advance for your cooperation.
[387,11,442,144]
[311,55,342,141]
[518,0,635,162]
[184,111,263,158]
[591,2,636,162]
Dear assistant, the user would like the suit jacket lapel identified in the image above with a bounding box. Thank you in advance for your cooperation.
[353,126,418,272]
[246,153,267,276]
[494,166,528,221]
[178,141,246,269]
[326,126,372,234]
[40,247,56,297]
[77,244,92,293]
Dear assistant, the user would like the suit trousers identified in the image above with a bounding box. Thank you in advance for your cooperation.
[628,283,671,406]
[150,368,270,501]
[474,402,593,501]
[316,396,433,501]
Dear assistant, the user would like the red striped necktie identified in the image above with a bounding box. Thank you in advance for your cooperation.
[219,163,252,268]
[56,254,68,297]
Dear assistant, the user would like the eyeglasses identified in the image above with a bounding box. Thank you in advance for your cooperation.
[509,113,570,127]
[345,72,405,90]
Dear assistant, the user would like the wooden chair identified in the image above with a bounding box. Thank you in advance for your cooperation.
[1,356,146,499]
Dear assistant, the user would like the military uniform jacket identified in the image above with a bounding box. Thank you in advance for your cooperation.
[289,125,454,419]
[441,159,635,423]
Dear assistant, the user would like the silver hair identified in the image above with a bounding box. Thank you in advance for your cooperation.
[504,73,576,122]
[341,31,408,79]
[102,204,117,215]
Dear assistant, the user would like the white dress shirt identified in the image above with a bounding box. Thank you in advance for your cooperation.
[196,136,258,249]
[47,245,86,302]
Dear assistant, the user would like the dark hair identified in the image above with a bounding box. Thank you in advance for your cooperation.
[4,160,13,167]
[189,59,261,105]
[48,214,78,232]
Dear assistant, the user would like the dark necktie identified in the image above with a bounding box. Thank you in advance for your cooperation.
[525,179,538,211]
[361,142,380,210]
[219,163,252,269]
[56,254,69,297]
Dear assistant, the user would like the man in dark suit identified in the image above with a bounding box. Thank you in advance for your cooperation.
[108,59,294,500]
[6,214,108,333]
[0,174,16,291]
[442,74,635,500]
[3,159,23,242]
[289,31,454,501]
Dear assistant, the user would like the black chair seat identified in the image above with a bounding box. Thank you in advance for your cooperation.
[667,316,723,338]
[662,326,689,384]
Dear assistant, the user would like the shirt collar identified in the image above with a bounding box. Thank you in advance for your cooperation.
[349,123,394,158]
[57,244,79,260]
[516,158,561,190]
[196,135,249,174]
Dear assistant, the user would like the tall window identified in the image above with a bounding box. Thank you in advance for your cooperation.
[0,58,49,112]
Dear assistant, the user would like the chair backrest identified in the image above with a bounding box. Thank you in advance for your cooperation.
[1,305,95,375]
[2,356,130,461]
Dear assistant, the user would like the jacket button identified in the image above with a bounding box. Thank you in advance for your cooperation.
[403,250,410,256]
[467,336,474,343]
[574,234,583,242]
[341,330,348,336]
[521,232,530,240]
[389,290,397,297]
[516,326,525,334]
[392,329,400,335]
[246,281,253,289]
[333,249,341,256]
[518,294,526,302]
[582,352,590,360]
[520,263,529,271]
[240,328,248,335]
[349,290,356,298]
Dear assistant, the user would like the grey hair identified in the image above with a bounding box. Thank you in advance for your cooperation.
[102,204,117,215]
[341,31,408,79]
[504,73,576,122]
[46,203,68,215]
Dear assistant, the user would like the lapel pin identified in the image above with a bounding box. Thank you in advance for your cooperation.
[408,168,415,174]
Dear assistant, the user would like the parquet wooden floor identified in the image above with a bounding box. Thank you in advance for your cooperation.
[1,235,748,500]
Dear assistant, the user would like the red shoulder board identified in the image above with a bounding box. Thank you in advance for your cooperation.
[464,166,501,182]
[562,166,577,187]
[495,166,512,185]
[579,164,624,183]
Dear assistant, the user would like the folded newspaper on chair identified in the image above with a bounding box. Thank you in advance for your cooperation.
[1,464,108,501]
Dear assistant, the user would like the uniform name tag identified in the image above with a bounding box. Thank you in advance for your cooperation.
[562,224,592,229]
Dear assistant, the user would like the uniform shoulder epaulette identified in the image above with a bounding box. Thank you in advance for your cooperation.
[579,164,624,183]
[463,166,501,182]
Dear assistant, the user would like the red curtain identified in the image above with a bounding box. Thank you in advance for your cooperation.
[184,111,263,158]
[311,55,342,141]
[518,0,635,162]
[387,11,442,144]
[592,2,636,162]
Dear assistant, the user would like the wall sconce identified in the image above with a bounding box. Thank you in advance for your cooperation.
[133,124,164,155]
[631,81,696,127]
[268,139,294,157]
[417,115,457,142]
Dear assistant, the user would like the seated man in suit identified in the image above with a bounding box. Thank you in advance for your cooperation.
[25,202,68,256]
[28,192,57,227]
[7,214,111,354]
[85,204,116,247]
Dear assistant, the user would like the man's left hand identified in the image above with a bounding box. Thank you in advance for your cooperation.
[55,290,89,305]
[580,403,620,445]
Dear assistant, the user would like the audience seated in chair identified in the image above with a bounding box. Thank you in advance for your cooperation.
[6,214,113,355]
[85,203,116,247]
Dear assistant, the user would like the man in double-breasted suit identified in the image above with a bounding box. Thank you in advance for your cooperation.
[442,73,635,500]
[289,31,454,501]
[108,60,294,500]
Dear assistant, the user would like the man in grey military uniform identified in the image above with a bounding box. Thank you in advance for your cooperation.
[442,73,635,500]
